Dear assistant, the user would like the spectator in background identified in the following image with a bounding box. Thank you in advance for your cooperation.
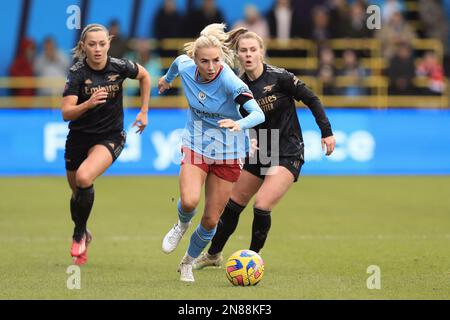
[309,5,331,49]
[317,47,337,95]
[418,0,449,57]
[184,0,225,37]
[233,5,269,39]
[386,43,416,95]
[382,0,404,23]
[153,0,183,40]
[9,38,36,96]
[34,37,70,96]
[327,0,351,39]
[290,0,328,38]
[125,39,163,97]
[376,11,417,59]
[347,0,373,39]
[267,0,297,40]
[416,51,445,95]
[108,20,129,58]
[337,49,369,96]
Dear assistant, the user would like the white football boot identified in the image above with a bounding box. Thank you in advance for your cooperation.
[178,262,195,282]
[178,255,195,282]
[162,222,190,254]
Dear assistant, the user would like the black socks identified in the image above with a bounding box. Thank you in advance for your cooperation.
[208,199,245,255]
[249,207,271,253]
[71,185,95,241]
[208,200,273,255]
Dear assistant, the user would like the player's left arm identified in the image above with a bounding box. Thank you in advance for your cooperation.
[280,73,335,156]
[218,71,265,132]
[219,94,265,132]
[133,63,151,134]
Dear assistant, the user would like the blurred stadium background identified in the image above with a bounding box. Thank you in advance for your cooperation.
[0,0,449,299]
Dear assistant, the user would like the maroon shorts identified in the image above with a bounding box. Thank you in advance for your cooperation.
[181,147,243,183]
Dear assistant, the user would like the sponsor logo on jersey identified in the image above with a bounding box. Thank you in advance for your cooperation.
[84,84,120,98]
[262,84,275,93]
[84,78,93,85]
[107,74,120,82]
[198,91,206,101]
[256,95,277,112]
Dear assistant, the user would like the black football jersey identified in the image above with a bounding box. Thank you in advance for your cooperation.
[240,64,333,158]
[63,56,139,134]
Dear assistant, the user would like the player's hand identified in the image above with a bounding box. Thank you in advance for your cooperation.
[158,77,171,94]
[87,88,108,108]
[218,119,241,132]
[322,135,336,156]
[132,110,148,134]
[249,138,259,157]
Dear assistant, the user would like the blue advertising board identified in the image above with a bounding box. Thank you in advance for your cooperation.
[0,108,449,175]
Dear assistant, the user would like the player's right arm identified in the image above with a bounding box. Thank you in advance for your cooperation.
[61,89,108,121]
[61,70,108,121]
[158,55,190,94]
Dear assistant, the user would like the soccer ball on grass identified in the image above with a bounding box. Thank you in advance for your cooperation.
[225,249,264,286]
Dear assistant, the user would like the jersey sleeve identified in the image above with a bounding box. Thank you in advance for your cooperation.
[223,66,254,100]
[164,55,191,83]
[279,71,333,138]
[62,71,81,97]
[235,99,265,130]
[120,58,139,79]
[222,67,265,130]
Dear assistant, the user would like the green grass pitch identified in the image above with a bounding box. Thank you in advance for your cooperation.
[0,176,449,299]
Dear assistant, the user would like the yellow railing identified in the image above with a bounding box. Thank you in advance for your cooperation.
[0,38,447,109]
[1,75,446,109]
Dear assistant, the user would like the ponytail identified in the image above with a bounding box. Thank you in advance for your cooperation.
[184,23,248,68]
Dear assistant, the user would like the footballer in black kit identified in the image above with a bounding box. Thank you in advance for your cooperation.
[240,63,333,182]
[63,56,139,170]
[194,31,335,269]
[62,24,151,265]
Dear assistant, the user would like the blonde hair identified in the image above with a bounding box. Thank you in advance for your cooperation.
[234,31,265,53]
[184,23,247,68]
[72,24,111,60]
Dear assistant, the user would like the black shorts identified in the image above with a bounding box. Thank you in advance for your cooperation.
[243,151,304,183]
[64,130,126,171]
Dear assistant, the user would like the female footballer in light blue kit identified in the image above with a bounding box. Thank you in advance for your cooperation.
[157,23,265,282]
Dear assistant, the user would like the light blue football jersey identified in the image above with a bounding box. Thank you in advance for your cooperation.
[164,55,263,160]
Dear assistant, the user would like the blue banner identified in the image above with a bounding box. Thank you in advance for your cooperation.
[0,108,449,175]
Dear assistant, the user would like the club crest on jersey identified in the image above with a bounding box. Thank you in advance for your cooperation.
[263,84,275,93]
[107,74,120,82]
[198,91,206,101]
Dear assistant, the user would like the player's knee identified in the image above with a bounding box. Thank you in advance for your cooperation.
[253,199,273,212]
[75,170,94,188]
[231,194,250,207]
[201,215,219,231]
[180,196,200,213]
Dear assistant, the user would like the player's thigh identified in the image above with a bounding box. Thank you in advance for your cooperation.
[230,169,264,206]
[179,163,207,211]
[75,144,113,187]
[254,166,295,211]
[202,174,234,229]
